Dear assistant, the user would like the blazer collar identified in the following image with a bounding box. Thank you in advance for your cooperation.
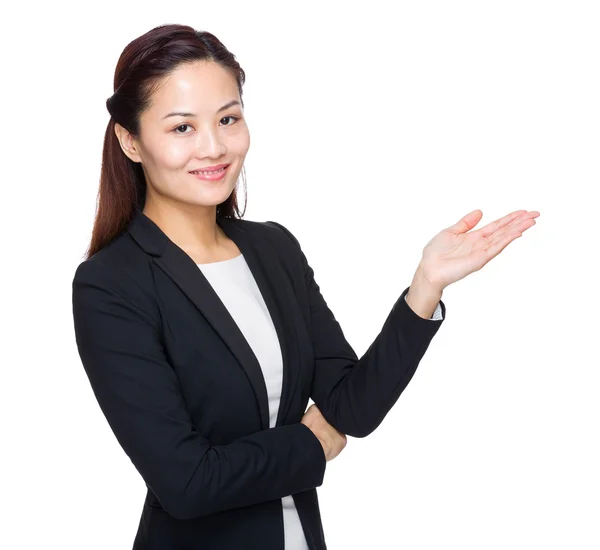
[126,208,298,430]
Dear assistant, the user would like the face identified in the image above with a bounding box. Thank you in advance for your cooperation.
[115,60,250,211]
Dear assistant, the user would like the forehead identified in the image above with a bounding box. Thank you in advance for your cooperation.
[149,60,239,115]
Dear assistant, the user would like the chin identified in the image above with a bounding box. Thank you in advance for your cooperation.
[185,190,234,208]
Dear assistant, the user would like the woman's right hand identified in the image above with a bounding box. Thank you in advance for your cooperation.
[301,404,347,462]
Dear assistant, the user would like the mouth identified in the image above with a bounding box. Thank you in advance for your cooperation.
[189,164,230,181]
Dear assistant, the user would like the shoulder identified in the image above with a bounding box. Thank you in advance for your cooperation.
[72,232,158,321]
[262,220,302,250]
[221,216,303,258]
[75,231,144,281]
[223,216,298,243]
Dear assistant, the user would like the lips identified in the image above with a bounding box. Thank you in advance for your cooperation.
[189,164,229,181]
[189,163,230,173]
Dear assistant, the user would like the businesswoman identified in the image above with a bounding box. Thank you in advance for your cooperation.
[71,24,540,550]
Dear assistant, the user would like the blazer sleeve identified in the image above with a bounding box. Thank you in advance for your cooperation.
[266,221,446,439]
[72,259,326,521]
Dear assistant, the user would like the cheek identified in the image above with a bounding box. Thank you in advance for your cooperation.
[162,140,192,167]
[230,128,251,156]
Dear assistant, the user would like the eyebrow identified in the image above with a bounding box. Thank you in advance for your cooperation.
[162,100,241,120]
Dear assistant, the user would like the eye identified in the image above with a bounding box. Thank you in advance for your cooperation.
[173,115,241,135]
[221,115,240,126]
[174,124,192,134]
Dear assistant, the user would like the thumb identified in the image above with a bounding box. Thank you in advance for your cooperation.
[449,209,483,234]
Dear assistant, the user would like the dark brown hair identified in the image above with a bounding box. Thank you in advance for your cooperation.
[85,24,247,260]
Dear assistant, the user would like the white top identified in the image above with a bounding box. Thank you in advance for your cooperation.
[197,253,443,549]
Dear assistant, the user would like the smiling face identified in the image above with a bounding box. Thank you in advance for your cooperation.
[114,60,250,212]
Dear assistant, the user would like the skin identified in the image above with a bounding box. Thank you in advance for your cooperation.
[113,58,541,462]
[301,404,347,462]
[406,208,541,318]
[114,59,250,264]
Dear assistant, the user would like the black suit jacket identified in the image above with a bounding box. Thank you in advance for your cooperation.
[72,209,445,549]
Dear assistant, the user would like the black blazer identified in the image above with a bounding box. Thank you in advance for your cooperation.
[72,209,445,550]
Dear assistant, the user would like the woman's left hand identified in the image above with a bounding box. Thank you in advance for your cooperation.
[418,209,540,292]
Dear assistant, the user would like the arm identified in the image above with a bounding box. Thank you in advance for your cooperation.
[404,294,444,320]
[72,259,326,521]
[405,263,444,320]
[266,221,445,439]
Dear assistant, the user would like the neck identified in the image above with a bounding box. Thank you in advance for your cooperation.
[142,200,225,256]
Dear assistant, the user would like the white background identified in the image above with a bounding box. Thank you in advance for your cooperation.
[2,1,598,548]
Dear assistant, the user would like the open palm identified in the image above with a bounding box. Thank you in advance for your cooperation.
[419,209,540,291]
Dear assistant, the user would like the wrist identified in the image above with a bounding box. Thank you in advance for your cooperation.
[406,266,443,319]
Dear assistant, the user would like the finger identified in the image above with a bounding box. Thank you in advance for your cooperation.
[449,209,483,234]
[481,216,537,248]
[476,210,527,239]
[478,210,540,240]
[485,217,536,254]
[484,232,521,260]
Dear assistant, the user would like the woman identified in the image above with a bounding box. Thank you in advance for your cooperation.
[72,24,539,550]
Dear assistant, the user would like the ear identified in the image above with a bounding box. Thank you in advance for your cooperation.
[114,122,142,163]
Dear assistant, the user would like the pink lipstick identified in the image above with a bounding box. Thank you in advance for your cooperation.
[189,164,230,181]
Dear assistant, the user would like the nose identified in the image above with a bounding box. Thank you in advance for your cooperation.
[194,125,227,158]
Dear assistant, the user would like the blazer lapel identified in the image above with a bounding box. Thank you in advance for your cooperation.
[220,217,297,428]
[126,209,297,431]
